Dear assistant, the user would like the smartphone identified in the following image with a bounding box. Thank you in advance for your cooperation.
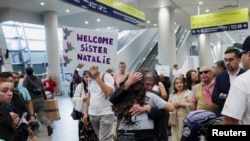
[16,112,27,128]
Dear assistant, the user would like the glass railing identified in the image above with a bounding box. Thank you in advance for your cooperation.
[117,29,144,51]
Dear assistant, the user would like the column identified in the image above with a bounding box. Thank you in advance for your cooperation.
[198,34,211,66]
[157,7,176,68]
[43,11,61,94]
[216,41,223,61]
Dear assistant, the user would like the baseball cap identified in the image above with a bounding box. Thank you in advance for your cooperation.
[239,36,250,55]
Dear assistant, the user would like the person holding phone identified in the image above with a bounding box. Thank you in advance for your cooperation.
[0,76,29,141]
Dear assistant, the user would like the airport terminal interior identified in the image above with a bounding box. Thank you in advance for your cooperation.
[0,0,250,141]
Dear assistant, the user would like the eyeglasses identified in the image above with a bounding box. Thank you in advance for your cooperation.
[199,70,211,75]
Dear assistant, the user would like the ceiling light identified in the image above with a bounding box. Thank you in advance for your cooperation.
[147,21,150,24]
[115,29,119,32]
[40,2,45,6]
[85,21,88,24]
[198,1,203,5]
[97,19,101,22]
[65,9,70,13]
[107,27,111,29]
[205,9,210,13]
[153,24,157,26]
[96,29,100,31]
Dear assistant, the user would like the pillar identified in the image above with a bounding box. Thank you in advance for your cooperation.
[157,7,176,69]
[43,11,61,94]
[198,34,211,66]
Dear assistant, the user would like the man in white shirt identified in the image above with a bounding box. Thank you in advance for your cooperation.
[83,66,115,140]
[222,36,250,124]
[172,64,182,80]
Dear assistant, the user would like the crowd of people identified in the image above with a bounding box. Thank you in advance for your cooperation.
[1,35,250,141]
[0,67,57,141]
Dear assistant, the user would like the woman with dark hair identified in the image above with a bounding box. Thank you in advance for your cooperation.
[110,69,174,141]
[151,70,168,100]
[185,70,200,91]
[73,70,97,141]
[168,77,192,141]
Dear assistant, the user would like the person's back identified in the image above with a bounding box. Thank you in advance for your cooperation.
[23,74,45,100]
[22,67,53,136]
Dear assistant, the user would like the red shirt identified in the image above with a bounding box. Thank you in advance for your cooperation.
[43,79,57,92]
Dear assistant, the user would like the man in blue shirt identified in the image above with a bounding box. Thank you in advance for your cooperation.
[12,71,36,120]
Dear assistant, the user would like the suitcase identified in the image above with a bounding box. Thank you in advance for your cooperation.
[44,99,60,121]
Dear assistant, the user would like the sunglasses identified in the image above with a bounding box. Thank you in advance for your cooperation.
[199,70,211,75]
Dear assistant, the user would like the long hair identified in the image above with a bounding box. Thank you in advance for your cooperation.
[173,77,187,94]
[112,74,147,123]
[185,70,199,90]
[82,70,89,93]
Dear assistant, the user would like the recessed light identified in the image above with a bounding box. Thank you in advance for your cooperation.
[198,1,203,5]
[107,27,111,29]
[40,2,45,6]
[147,21,150,24]
[115,29,119,32]
[97,19,101,22]
[85,21,88,24]
[96,29,100,31]
[205,9,210,13]
[65,9,70,13]
[153,24,157,26]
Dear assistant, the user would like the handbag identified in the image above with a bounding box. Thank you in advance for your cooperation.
[71,108,82,120]
[168,111,177,126]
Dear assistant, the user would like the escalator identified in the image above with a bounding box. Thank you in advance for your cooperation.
[136,25,191,70]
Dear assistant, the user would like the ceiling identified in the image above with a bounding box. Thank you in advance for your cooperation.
[0,0,250,45]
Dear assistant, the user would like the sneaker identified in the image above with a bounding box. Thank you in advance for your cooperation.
[47,126,53,136]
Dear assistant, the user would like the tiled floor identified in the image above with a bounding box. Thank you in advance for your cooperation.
[36,96,79,141]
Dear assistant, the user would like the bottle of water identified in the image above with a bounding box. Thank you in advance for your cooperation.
[182,127,191,137]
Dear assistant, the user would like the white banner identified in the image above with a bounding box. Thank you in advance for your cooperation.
[62,26,118,72]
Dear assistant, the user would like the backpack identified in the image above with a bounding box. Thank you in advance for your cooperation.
[181,110,217,141]
[26,77,44,95]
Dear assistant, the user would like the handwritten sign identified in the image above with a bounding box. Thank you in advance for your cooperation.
[62,26,118,72]
[155,64,170,77]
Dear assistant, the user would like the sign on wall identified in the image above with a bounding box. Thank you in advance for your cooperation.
[63,0,145,28]
[62,26,118,72]
[191,8,249,35]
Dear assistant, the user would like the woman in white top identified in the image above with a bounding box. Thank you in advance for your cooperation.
[73,70,98,140]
